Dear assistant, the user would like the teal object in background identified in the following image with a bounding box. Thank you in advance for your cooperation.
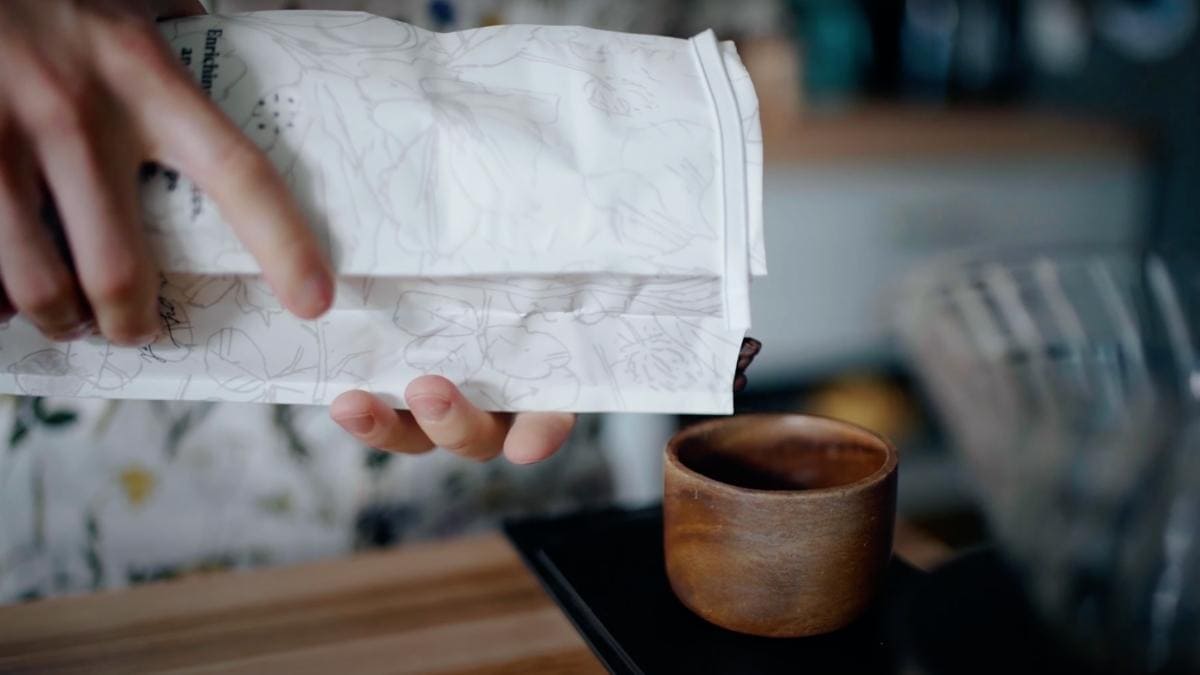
[790,0,873,108]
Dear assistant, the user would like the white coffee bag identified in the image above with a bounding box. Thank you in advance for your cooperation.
[0,11,764,413]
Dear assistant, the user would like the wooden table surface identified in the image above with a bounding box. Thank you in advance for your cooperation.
[0,522,952,674]
[0,533,603,675]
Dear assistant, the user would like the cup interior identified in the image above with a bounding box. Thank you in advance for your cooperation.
[671,416,891,492]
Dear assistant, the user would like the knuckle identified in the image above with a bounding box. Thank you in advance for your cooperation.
[373,431,414,454]
[16,271,75,317]
[26,76,92,138]
[103,323,150,346]
[86,259,144,306]
[361,428,392,448]
[446,437,498,462]
[381,440,429,455]
[103,18,177,82]
[109,17,163,57]
[438,433,473,454]
[378,418,436,454]
[210,139,272,184]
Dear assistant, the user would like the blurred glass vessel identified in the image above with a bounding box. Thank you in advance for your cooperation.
[898,247,1200,673]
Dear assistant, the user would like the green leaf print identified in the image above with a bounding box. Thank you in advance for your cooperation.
[364,448,393,475]
[271,406,311,463]
[8,397,79,450]
[255,492,294,515]
[84,512,104,590]
[8,418,29,449]
[31,397,78,426]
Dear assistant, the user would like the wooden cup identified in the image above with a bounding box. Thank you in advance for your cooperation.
[664,414,898,637]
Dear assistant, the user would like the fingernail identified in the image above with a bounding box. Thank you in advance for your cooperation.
[61,320,96,341]
[409,395,451,422]
[739,337,762,358]
[336,413,375,435]
[109,328,159,348]
[48,318,95,342]
[298,272,334,318]
[133,329,161,347]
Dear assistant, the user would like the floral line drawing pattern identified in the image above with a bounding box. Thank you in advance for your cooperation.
[0,12,763,414]
[1,274,742,412]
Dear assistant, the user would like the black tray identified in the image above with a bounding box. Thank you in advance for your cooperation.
[503,506,1112,675]
[503,506,924,675]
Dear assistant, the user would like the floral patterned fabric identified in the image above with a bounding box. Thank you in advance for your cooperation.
[0,395,612,602]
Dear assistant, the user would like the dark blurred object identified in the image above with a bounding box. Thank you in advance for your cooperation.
[783,0,1200,106]
[896,0,1022,102]
[899,248,1200,673]
[787,0,1024,106]
[789,0,873,108]
[859,2,906,97]
[427,0,456,30]
[1023,0,1091,76]
[901,0,960,100]
[803,372,921,444]
[731,367,937,458]
[1095,0,1198,61]
[953,0,1021,98]
[505,506,920,675]
[910,548,1104,675]
[732,337,762,393]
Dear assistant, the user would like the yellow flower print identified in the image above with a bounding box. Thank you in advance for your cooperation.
[119,466,157,508]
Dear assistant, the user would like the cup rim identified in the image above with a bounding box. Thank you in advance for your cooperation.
[664,413,898,499]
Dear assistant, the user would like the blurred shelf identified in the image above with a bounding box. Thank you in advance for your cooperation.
[761,105,1149,165]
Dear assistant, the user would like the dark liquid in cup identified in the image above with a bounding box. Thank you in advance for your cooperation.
[676,438,886,492]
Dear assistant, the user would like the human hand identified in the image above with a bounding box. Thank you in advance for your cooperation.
[330,376,577,464]
[331,337,762,464]
[0,0,334,344]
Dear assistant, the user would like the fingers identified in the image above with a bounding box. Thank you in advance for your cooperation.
[734,337,762,393]
[503,412,576,465]
[332,379,573,464]
[405,375,513,462]
[0,278,13,323]
[150,0,208,20]
[330,389,434,455]
[4,49,158,345]
[102,30,334,320]
[35,110,158,344]
[0,9,331,343]
[0,118,92,340]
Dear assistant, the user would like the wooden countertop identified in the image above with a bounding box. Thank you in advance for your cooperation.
[0,521,952,674]
[0,533,603,675]
[739,36,1146,165]
[760,105,1147,165]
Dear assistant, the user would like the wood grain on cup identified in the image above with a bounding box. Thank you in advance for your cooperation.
[664,414,898,637]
